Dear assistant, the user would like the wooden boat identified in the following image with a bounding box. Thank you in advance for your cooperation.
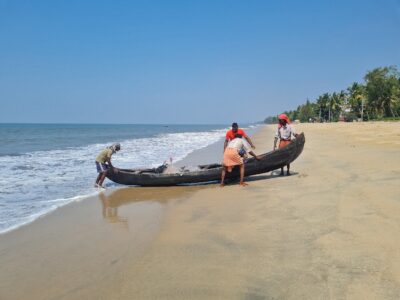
[107,133,305,186]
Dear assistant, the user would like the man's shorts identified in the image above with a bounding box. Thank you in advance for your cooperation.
[96,161,109,173]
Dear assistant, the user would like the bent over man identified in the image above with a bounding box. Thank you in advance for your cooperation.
[95,143,121,188]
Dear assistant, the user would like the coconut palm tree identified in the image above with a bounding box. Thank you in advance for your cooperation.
[328,92,343,122]
[347,82,365,119]
[364,66,400,118]
[316,93,330,122]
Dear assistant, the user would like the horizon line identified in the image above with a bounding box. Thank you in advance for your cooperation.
[0,121,263,126]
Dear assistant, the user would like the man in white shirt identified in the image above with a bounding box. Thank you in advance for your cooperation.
[221,134,260,187]
[273,114,298,176]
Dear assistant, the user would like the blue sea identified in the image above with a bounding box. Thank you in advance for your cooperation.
[0,123,257,234]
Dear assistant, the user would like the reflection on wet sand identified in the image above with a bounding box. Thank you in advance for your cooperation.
[98,186,207,225]
[99,192,126,225]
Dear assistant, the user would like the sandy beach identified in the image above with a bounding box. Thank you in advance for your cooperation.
[1,122,399,300]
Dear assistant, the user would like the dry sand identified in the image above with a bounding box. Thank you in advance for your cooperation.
[0,122,399,300]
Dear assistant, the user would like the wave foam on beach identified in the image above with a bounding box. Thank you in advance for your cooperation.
[0,128,229,234]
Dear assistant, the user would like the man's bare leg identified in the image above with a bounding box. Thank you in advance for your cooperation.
[97,173,107,188]
[286,164,291,176]
[239,164,248,186]
[95,173,103,187]
[220,167,226,187]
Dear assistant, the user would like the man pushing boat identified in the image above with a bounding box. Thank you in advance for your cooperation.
[95,143,121,188]
[221,134,260,187]
[224,122,256,151]
[273,114,298,176]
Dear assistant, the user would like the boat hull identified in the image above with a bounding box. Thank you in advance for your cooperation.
[107,133,305,186]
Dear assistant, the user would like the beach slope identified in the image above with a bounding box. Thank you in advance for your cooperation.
[0,122,399,299]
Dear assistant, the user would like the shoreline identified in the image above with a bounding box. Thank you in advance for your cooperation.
[0,124,259,236]
[0,123,233,236]
[1,122,399,299]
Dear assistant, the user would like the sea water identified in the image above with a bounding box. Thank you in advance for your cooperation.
[0,123,257,234]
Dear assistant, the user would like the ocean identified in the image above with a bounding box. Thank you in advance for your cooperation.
[0,123,257,234]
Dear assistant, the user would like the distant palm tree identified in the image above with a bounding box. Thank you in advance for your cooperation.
[328,92,343,122]
[316,93,330,121]
[364,66,400,118]
[347,82,365,119]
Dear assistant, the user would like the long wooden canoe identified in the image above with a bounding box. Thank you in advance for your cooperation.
[107,133,305,186]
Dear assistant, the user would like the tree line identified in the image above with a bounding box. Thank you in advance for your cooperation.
[264,65,400,124]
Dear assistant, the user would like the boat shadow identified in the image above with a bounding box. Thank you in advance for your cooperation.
[224,170,299,185]
[178,169,300,186]
[250,170,300,180]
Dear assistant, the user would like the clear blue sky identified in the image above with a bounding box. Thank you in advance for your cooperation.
[0,0,399,124]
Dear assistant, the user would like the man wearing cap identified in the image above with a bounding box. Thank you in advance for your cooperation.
[273,114,298,175]
[95,143,121,188]
[224,122,255,151]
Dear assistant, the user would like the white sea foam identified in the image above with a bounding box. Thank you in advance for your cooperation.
[0,128,228,234]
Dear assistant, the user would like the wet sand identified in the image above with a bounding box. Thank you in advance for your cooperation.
[1,122,399,299]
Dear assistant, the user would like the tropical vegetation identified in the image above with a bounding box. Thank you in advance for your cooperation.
[264,66,400,123]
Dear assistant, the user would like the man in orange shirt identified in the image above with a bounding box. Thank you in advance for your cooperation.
[223,122,255,151]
